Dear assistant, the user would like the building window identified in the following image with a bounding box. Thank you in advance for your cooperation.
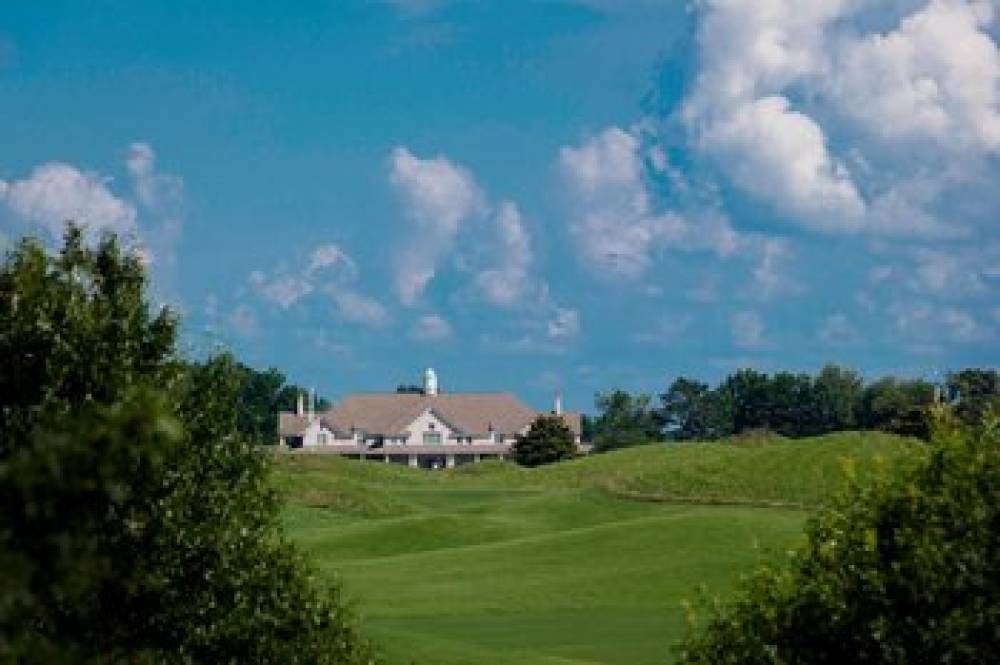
[317,432,328,445]
[492,431,504,443]
[423,431,443,445]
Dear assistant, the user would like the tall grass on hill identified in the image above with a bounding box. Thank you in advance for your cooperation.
[274,431,921,512]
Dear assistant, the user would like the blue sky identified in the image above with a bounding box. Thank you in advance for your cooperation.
[1,1,998,412]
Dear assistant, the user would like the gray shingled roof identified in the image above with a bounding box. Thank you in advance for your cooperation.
[278,392,581,438]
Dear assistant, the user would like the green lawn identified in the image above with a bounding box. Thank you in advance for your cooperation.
[276,432,920,664]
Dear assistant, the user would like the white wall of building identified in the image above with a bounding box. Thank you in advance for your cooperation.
[403,409,455,446]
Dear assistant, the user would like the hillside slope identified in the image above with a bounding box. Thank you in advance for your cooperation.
[275,430,921,512]
[275,432,921,664]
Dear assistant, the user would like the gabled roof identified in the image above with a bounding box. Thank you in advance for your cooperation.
[279,392,581,438]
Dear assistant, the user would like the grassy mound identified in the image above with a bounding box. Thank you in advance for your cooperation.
[275,432,921,664]
[275,430,920,511]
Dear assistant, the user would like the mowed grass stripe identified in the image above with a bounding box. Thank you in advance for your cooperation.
[327,507,804,615]
[277,432,919,664]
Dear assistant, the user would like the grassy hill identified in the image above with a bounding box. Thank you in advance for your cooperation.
[275,432,920,664]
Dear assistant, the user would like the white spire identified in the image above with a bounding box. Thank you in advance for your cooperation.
[423,367,439,395]
[553,391,562,415]
[308,387,315,420]
[296,392,304,417]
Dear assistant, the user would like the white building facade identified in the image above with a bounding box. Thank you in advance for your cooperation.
[277,369,582,469]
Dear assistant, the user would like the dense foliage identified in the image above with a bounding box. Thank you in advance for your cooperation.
[0,228,375,662]
[590,390,664,451]
[512,414,577,467]
[661,365,932,440]
[590,365,996,449]
[677,414,1000,665]
[219,360,326,443]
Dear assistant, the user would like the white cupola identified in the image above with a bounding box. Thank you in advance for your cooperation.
[423,367,439,395]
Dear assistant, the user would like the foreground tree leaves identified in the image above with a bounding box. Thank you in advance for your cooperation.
[0,226,376,663]
[676,413,1000,665]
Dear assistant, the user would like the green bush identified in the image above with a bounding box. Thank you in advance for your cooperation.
[0,227,376,662]
[676,413,999,664]
[512,414,577,467]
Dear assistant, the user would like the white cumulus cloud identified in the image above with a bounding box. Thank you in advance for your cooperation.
[559,125,739,279]
[473,200,533,306]
[832,0,1000,153]
[680,0,1000,237]
[389,146,484,304]
[0,162,137,241]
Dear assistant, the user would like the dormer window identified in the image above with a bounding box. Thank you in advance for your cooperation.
[423,431,443,445]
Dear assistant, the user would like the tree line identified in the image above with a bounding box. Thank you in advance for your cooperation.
[586,365,999,450]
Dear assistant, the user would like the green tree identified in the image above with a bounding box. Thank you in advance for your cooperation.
[0,227,375,662]
[860,377,935,439]
[591,390,662,451]
[947,368,1000,427]
[722,369,773,434]
[812,364,864,433]
[512,414,577,467]
[764,371,814,437]
[0,229,177,458]
[208,360,327,444]
[660,378,735,441]
[660,377,710,440]
[677,414,999,665]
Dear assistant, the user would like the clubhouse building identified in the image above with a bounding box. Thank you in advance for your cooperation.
[277,368,582,469]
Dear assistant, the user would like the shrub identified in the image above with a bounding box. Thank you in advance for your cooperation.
[677,413,1000,665]
[512,414,577,467]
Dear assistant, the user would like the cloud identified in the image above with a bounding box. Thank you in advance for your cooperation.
[679,0,1000,238]
[412,314,453,341]
[249,242,390,328]
[819,312,862,346]
[908,246,992,298]
[390,146,580,344]
[126,142,186,299]
[0,162,137,241]
[891,301,990,347]
[127,142,182,213]
[473,200,532,306]
[0,144,186,303]
[328,288,390,327]
[831,0,1000,153]
[696,96,866,231]
[748,237,805,301]
[730,310,767,350]
[307,243,358,279]
[249,270,313,309]
[228,304,259,338]
[546,306,580,340]
[559,125,739,279]
[862,243,998,302]
[388,146,484,304]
